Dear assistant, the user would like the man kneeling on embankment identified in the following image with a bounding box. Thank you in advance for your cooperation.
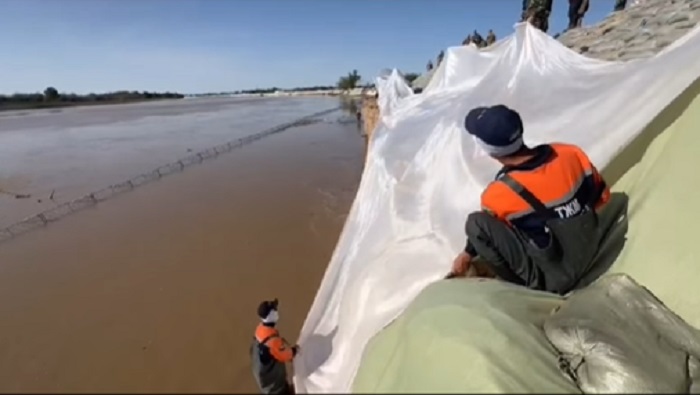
[449,105,611,295]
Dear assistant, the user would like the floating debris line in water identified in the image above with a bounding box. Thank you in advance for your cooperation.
[0,189,31,199]
[0,107,340,244]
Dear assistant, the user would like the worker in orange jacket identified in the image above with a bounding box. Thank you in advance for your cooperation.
[250,299,300,394]
[450,105,611,294]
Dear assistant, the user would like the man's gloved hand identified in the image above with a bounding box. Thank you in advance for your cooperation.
[449,251,472,278]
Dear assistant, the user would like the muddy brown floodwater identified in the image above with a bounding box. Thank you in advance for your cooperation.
[0,97,339,227]
[0,113,365,392]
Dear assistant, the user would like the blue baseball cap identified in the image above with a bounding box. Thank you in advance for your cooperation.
[464,105,524,157]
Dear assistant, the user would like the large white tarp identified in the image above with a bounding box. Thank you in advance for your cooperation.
[294,23,700,393]
[374,69,414,118]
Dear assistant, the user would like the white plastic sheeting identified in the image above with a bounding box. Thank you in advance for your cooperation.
[374,69,414,119]
[294,22,700,393]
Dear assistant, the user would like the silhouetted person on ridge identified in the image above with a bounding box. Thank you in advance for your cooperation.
[437,50,445,66]
[521,0,529,21]
[486,30,497,46]
[522,0,553,33]
[472,30,484,47]
[568,0,590,30]
[427,60,434,71]
[462,34,473,46]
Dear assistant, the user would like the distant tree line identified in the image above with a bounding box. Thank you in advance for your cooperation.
[403,73,420,83]
[234,85,338,95]
[0,86,184,110]
[337,70,362,91]
[287,85,336,92]
[187,85,341,97]
[335,70,420,91]
[237,87,277,95]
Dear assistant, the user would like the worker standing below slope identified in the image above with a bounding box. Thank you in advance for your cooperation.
[251,299,300,394]
[449,105,611,295]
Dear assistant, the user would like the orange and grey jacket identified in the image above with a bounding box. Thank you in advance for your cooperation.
[251,323,296,394]
[466,143,610,255]
[254,323,297,365]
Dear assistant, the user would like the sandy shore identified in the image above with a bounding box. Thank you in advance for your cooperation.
[0,116,365,392]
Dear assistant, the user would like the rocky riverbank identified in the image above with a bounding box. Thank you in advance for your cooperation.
[558,0,699,61]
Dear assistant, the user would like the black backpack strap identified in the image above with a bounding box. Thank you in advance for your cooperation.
[499,173,554,219]
[593,179,607,206]
[257,334,279,346]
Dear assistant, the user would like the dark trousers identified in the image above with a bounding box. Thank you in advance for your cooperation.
[465,212,546,290]
[262,381,293,395]
[568,1,583,29]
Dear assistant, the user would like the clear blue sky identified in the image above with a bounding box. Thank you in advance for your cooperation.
[0,0,614,95]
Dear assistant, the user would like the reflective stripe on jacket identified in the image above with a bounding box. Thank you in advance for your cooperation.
[480,143,610,248]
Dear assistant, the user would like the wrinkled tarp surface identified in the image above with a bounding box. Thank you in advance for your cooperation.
[353,37,700,392]
[354,278,574,393]
[352,76,700,392]
[294,22,700,393]
[546,275,700,393]
[374,69,414,119]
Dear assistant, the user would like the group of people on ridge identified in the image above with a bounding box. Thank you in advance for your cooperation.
[462,29,498,48]
[428,0,632,73]
[523,0,590,33]
[524,0,629,33]
[427,30,497,72]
